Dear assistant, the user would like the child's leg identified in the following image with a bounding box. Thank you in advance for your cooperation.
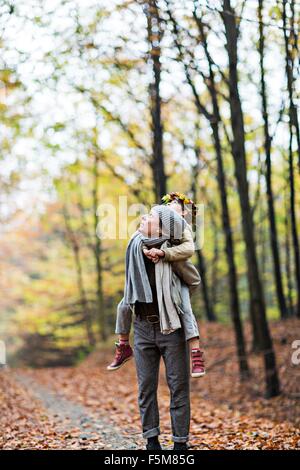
[107,298,134,370]
[180,284,205,378]
[180,284,201,344]
[115,298,133,342]
[119,334,130,343]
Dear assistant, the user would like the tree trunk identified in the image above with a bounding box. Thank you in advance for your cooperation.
[210,216,220,309]
[288,122,300,317]
[92,142,106,341]
[190,154,217,322]
[282,0,300,317]
[144,0,167,202]
[284,183,294,316]
[258,0,288,319]
[283,0,300,173]
[166,1,250,374]
[63,206,95,347]
[196,250,217,322]
[222,0,280,397]
[191,8,250,376]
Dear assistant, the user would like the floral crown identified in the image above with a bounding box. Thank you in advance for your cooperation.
[161,191,197,224]
[161,191,194,206]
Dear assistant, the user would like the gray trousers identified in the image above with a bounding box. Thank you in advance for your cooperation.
[133,314,190,443]
[116,284,199,341]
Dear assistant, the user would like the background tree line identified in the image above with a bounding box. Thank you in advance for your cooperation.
[0,0,299,398]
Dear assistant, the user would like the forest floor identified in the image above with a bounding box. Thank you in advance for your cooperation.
[1,318,300,450]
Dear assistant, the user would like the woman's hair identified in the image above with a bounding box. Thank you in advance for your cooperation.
[173,197,185,211]
[158,214,163,236]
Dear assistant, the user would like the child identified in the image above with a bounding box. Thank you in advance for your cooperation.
[107,192,205,378]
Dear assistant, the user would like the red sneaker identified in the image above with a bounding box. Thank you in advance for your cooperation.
[106,342,133,371]
[191,348,205,378]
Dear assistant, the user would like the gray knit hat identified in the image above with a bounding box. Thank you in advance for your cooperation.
[152,204,187,239]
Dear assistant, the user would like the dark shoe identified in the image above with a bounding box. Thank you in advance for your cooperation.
[173,442,188,450]
[146,436,162,450]
[106,342,133,371]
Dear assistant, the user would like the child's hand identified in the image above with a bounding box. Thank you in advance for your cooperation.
[143,247,165,262]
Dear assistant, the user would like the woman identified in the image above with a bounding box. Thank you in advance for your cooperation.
[123,204,191,450]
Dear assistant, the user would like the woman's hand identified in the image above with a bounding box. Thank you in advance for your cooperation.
[143,247,165,263]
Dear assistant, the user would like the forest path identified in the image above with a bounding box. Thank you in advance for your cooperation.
[1,367,143,450]
[1,319,300,450]
[15,371,142,450]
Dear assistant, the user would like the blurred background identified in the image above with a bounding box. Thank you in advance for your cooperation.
[0,0,299,404]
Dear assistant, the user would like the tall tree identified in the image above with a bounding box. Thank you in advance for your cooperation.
[143,0,167,201]
[62,203,96,347]
[283,0,300,173]
[282,0,300,317]
[166,1,250,376]
[284,177,294,315]
[257,0,288,319]
[190,150,217,323]
[91,129,107,341]
[193,4,250,376]
[221,0,280,396]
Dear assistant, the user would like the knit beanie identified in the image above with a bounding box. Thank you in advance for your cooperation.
[152,204,187,239]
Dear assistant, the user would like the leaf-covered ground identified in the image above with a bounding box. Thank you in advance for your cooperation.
[1,319,300,450]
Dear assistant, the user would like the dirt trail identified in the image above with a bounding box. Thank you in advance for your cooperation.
[7,369,143,450]
[1,319,300,450]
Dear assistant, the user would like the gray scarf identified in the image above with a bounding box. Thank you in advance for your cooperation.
[123,230,182,334]
[123,205,187,334]
[124,205,186,305]
[123,230,169,305]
